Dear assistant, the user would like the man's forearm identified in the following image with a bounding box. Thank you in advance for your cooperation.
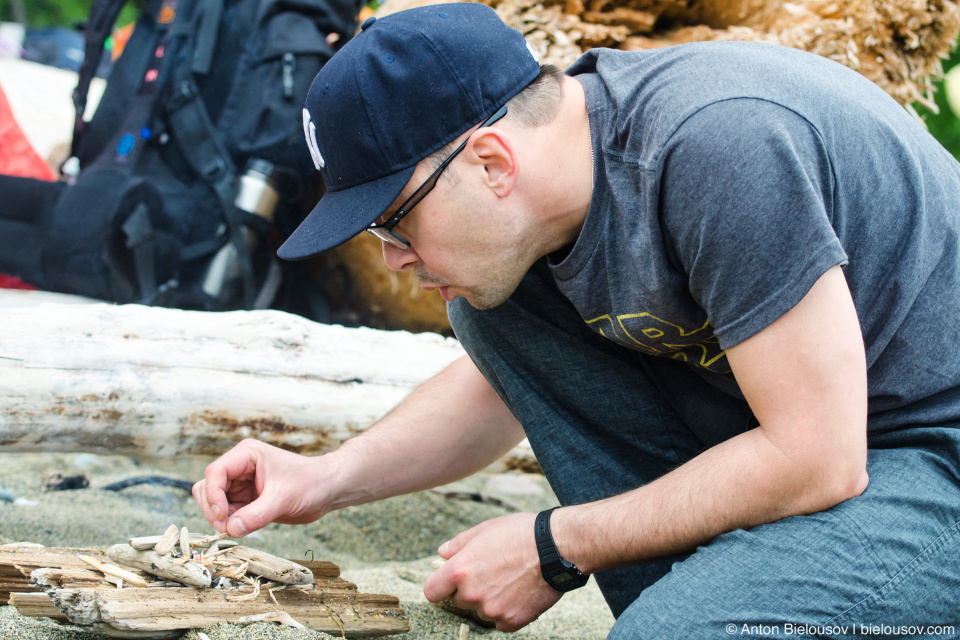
[553,268,870,575]
[552,425,869,575]
[322,354,524,510]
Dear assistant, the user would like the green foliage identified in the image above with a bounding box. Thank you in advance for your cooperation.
[915,42,960,161]
[1,0,140,30]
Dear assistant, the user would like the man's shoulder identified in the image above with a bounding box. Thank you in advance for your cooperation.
[568,41,849,86]
[569,42,890,164]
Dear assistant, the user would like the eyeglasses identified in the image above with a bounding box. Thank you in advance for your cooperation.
[366,104,509,250]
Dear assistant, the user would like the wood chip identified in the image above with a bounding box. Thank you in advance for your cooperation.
[179,527,190,559]
[154,525,179,556]
[460,622,470,640]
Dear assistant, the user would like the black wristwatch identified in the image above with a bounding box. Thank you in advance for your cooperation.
[534,507,589,592]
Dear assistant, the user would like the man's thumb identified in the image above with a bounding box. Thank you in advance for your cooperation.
[438,525,480,559]
[225,492,283,538]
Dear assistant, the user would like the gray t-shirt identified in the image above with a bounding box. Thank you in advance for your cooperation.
[552,43,960,434]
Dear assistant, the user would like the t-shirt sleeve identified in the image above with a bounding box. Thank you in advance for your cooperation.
[658,98,848,349]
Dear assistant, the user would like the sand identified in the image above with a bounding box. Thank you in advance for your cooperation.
[0,452,614,640]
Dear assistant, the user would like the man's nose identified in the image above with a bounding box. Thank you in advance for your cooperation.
[381,240,418,271]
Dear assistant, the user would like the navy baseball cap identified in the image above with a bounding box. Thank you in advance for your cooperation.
[277,3,541,260]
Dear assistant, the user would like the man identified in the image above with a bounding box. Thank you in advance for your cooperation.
[193,4,960,636]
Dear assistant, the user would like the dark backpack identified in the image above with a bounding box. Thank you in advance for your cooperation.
[0,0,359,316]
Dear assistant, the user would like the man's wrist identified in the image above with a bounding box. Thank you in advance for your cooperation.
[310,448,357,513]
[535,507,590,591]
[548,506,595,574]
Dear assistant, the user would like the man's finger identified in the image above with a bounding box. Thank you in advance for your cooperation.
[203,442,259,526]
[438,522,484,559]
[193,480,216,529]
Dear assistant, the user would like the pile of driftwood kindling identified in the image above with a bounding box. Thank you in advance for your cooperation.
[2,530,408,638]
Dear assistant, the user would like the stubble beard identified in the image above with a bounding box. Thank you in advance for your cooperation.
[466,279,518,310]
[413,264,519,310]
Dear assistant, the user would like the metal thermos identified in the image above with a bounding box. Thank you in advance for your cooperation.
[201,159,279,300]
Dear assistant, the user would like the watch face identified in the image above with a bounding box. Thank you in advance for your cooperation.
[551,572,574,586]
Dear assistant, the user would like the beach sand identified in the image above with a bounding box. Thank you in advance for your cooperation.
[0,452,613,640]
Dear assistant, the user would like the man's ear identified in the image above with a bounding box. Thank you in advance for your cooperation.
[467,130,517,198]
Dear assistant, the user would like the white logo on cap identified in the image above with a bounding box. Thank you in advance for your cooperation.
[525,40,540,62]
[302,108,325,170]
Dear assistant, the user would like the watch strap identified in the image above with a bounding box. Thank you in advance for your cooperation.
[535,507,562,566]
[534,507,588,592]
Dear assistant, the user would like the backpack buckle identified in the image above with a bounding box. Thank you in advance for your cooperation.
[202,157,227,181]
[168,80,197,112]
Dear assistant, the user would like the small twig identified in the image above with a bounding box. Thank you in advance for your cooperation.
[205,546,236,560]
[429,490,518,511]
[323,604,346,638]
[194,532,230,546]
[237,611,306,629]
[78,554,150,588]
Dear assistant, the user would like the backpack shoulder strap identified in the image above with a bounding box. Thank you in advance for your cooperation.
[191,0,223,75]
[71,0,129,159]
[166,77,256,308]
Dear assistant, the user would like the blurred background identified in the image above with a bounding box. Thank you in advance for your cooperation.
[9,0,960,158]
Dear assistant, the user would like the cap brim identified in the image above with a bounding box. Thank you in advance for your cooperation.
[277,165,416,261]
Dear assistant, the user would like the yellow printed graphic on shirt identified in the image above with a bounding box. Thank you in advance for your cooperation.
[586,312,731,374]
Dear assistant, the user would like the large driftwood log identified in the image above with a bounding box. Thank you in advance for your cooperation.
[38,584,408,637]
[0,291,540,471]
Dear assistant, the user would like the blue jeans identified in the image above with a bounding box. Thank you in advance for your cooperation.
[448,260,960,639]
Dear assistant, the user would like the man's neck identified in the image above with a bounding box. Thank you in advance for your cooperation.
[533,75,594,257]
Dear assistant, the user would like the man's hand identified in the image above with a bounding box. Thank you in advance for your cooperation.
[424,513,563,632]
[192,438,330,537]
